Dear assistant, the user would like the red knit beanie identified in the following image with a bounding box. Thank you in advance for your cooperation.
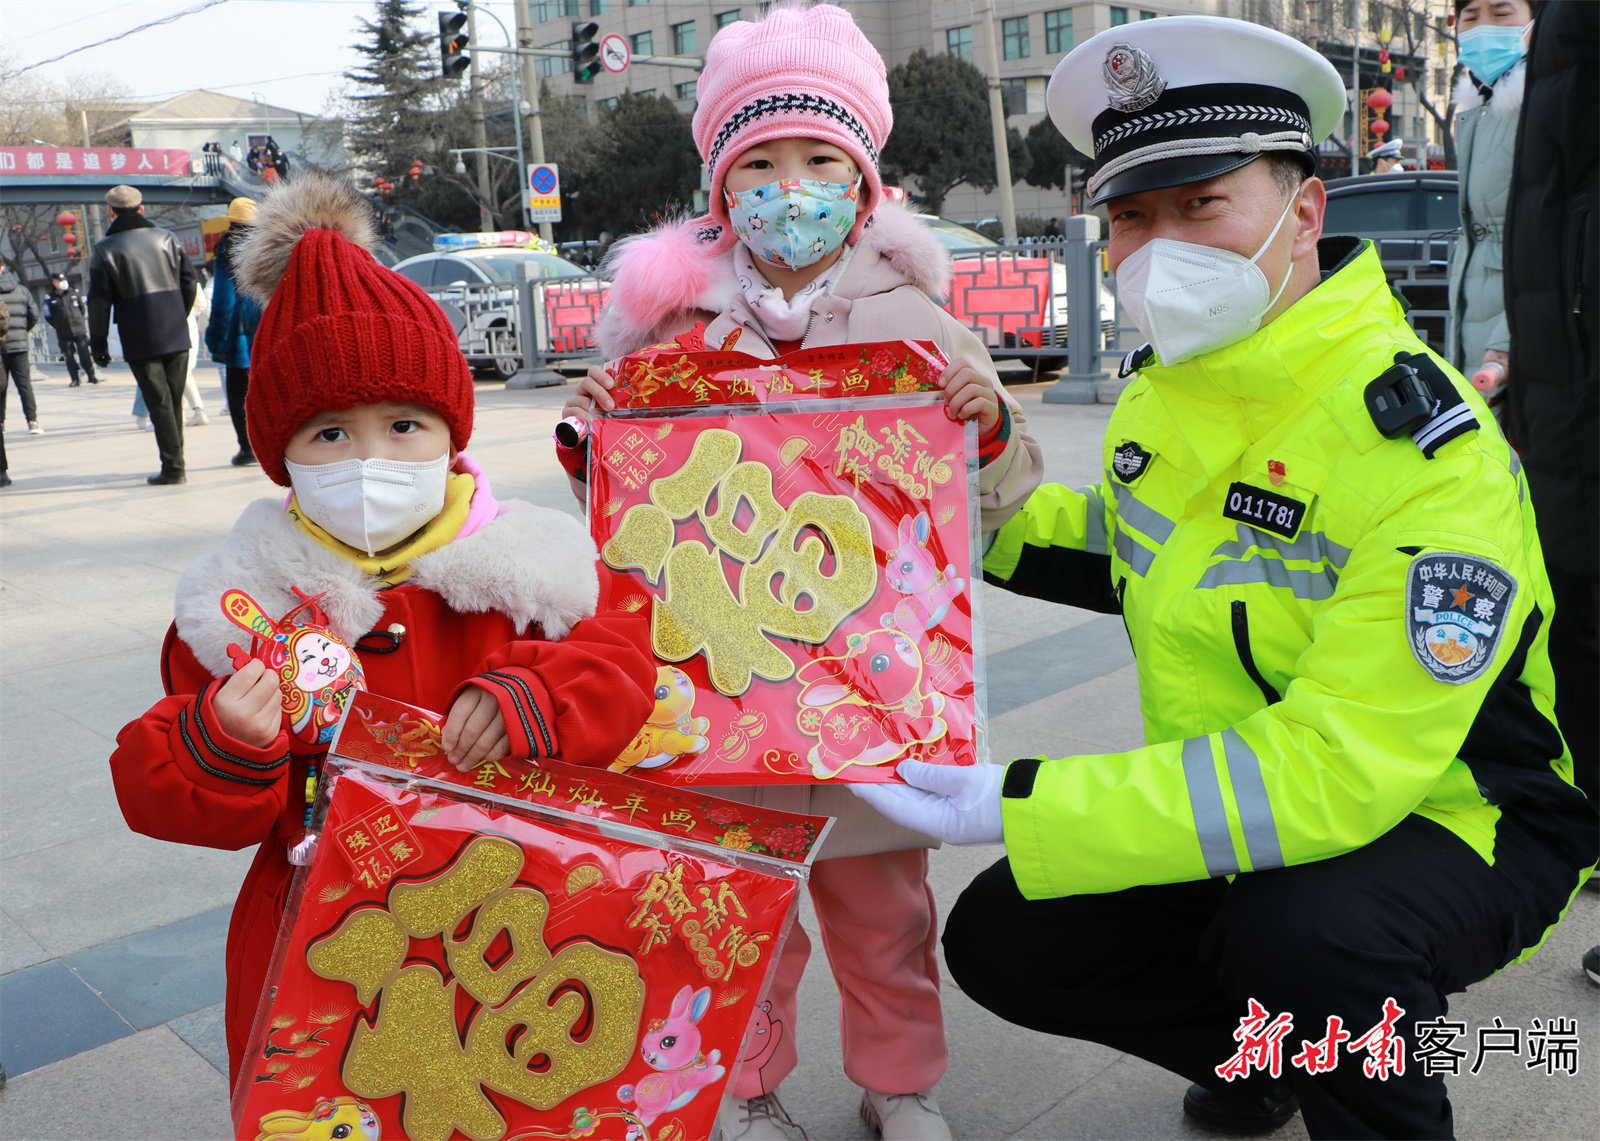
[234,171,473,486]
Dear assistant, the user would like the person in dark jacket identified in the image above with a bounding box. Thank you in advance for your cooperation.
[45,273,98,386]
[1501,0,1600,987]
[88,184,198,485]
[0,256,42,437]
[205,197,262,466]
[1,293,10,486]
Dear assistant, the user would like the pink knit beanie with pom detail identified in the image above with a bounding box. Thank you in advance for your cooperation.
[692,2,892,245]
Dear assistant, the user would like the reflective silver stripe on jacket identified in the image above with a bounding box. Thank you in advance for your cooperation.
[1115,528,1157,576]
[1113,482,1175,543]
[1211,523,1351,572]
[1181,736,1237,876]
[1083,486,1109,555]
[1196,556,1340,601]
[1181,732,1286,877]
[1222,729,1284,871]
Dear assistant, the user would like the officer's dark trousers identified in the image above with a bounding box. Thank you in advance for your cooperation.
[943,815,1581,1140]
[128,352,188,476]
[60,334,96,384]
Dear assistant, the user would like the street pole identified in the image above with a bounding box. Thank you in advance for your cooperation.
[513,0,554,245]
[462,2,530,230]
[1351,0,1363,172]
[80,109,102,244]
[466,3,493,229]
[979,0,1018,242]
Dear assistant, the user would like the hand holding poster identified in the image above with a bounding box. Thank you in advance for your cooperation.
[587,340,985,786]
[233,694,823,1141]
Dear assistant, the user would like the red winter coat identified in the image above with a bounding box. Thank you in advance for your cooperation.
[108,496,656,1085]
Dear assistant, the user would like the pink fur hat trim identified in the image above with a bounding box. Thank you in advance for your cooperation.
[692,2,891,245]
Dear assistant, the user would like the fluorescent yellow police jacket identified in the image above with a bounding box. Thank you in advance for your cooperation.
[985,238,1594,921]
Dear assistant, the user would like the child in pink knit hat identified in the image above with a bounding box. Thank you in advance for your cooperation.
[563,5,1041,1139]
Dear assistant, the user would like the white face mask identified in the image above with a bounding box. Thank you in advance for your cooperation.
[1115,187,1301,366]
[284,454,450,556]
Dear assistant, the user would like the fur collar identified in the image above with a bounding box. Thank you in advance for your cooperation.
[595,201,951,359]
[174,498,600,677]
[1454,59,1526,121]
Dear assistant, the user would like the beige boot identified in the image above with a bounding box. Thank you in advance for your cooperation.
[860,1090,952,1141]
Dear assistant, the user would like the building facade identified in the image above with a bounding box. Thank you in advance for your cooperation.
[526,0,1458,225]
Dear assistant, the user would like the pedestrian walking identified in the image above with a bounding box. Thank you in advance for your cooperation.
[181,266,210,426]
[562,6,1041,1138]
[859,15,1595,1141]
[44,272,98,386]
[0,294,10,487]
[1448,0,1537,411]
[205,197,262,465]
[1501,0,1600,988]
[107,169,657,1087]
[0,255,42,437]
[88,184,198,485]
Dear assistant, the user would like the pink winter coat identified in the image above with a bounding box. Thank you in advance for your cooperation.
[588,202,1043,856]
[595,200,1042,539]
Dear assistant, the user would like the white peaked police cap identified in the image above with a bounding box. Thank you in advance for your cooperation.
[1368,138,1404,159]
[1047,15,1347,205]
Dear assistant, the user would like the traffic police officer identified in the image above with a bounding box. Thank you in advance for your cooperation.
[855,16,1595,1140]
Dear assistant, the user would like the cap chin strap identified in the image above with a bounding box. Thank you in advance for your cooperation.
[1088,129,1311,200]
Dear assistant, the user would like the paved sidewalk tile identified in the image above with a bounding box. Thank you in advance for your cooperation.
[0,960,133,1077]
[64,906,230,1031]
[168,1002,229,1078]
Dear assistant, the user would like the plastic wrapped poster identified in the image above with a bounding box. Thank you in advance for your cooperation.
[233,693,823,1141]
[587,339,986,786]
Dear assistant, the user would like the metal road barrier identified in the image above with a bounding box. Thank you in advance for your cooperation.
[1039,217,1459,405]
[423,268,610,388]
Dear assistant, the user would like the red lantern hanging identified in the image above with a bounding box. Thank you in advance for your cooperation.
[1396,65,1406,82]
[63,232,77,246]
[1370,118,1391,136]
[56,210,77,229]
[1366,88,1394,112]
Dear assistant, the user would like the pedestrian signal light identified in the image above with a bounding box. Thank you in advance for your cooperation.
[438,10,470,80]
[571,21,602,85]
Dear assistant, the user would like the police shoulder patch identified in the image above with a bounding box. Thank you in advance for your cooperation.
[1112,441,1151,482]
[1405,552,1517,685]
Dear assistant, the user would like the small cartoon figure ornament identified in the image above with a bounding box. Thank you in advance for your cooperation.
[221,587,366,746]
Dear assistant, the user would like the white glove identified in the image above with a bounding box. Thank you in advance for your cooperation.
[849,760,1007,846]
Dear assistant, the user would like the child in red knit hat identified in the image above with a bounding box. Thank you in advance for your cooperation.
[108,170,658,1087]
[559,5,1041,1139]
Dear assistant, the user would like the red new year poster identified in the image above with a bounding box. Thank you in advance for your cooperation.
[233,694,823,1141]
[586,340,986,786]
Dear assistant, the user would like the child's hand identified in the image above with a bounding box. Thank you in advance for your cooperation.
[939,357,1001,434]
[213,659,284,749]
[442,685,510,772]
[563,365,617,423]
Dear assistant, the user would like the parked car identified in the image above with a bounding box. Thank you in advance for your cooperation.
[1323,171,1459,354]
[920,215,1113,371]
[392,240,608,378]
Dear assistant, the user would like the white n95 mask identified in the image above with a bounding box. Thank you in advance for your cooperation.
[1115,189,1301,366]
[284,454,450,556]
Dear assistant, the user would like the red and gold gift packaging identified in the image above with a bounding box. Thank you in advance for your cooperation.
[588,340,986,786]
[233,693,827,1141]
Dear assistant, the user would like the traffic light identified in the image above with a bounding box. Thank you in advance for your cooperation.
[438,10,470,79]
[571,20,601,84]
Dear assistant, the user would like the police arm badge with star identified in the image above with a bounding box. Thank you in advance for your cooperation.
[1405,553,1517,685]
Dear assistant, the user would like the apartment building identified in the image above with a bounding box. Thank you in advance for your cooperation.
[525,0,1455,224]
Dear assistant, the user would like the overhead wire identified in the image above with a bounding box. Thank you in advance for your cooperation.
[2,0,233,81]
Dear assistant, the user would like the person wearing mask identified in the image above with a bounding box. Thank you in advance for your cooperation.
[206,196,263,466]
[1367,137,1405,174]
[45,273,98,387]
[1500,0,1599,989]
[857,15,1594,1140]
[0,256,42,436]
[1448,0,1536,410]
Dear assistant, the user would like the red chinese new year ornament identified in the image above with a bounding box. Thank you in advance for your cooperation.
[221,588,366,747]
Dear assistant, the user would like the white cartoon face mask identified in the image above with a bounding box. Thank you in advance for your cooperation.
[725,177,859,270]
